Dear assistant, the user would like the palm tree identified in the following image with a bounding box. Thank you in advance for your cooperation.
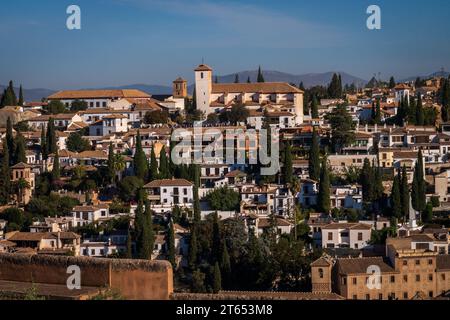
[15,178,30,205]
[113,153,126,182]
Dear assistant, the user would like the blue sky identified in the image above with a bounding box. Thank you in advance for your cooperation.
[1,0,449,89]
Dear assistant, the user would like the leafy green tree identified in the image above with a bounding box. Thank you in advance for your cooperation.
[66,131,90,153]
[219,104,249,124]
[257,66,265,83]
[144,110,169,124]
[308,128,320,181]
[191,269,206,293]
[1,81,17,107]
[46,100,66,114]
[119,176,144,202]
[212,262,222,293]
[317,157,331,214]
[206,187,240,211]
[133,130,148,180]
[70,99,88,111]
[327,73,342,98]
[325,104,355,153]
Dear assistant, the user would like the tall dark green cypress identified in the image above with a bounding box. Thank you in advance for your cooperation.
[247,76,251,83]
[107,142,115,183]
[46,118,57,154]
[0,139,11,204]
[159,147,170,179]
[283,142,293,185]
[188,226,198,270]
[234,74,239,83]
[193,164,201,223]
[167,219,176,268]
[18,85,24,106]
[220,242,231,288]
[308,128,320,181]
[257,66,265,83]
[311,95,319,119]
[317,156,331,214]
[416,94,424,126]
[52,150,60,180]
[6,117,14,165]
[40,126,47,160]
[211,211,221,264]
[411,149,425,213]
[149,144,158,181]
[361,159,374,202]
[126,228,133,259]
[212,262,222,293]
[134,130,148,180]
[14,132,26,164]
[391,169,402,219]
[400,166,410,222]
[139,201,154,260]
[134,201,144,258]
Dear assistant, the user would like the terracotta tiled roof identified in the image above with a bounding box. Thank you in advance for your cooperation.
[11,162,32,169]
[48,89,150,100]
[212,82,303,94]
[311,257,332,267]
[194,64,213,72]
[144,179,194,188]
[337,257,395,275]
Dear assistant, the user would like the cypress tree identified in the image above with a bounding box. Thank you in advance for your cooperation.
[309,128,320,181]
[8,81,17,106]
[126,228,132,259]
[422,202,433,224]
[416,94,424,126]
[361,159,374,202]
[389,76,396,89]
[52,150,60,180]
[107,142,115,183]
[257,66,265,83]
[212,262,222,294]
[311,95,319,119]
[234,74,239,83]
[411,149,426,213]
[193,164,201,223]
[247,76,251,83]
[317,156,331,214]
[167,219,176,268]
[40,126,47,160]
[214,76,218,84]
[46,118,57,154]
[283,142,293,185]
[134,201,144,258]
[18,85,24,106]
[133,130,148,180]
[220,242,231,288]
[211,211,221,264]
[139,201,154,260]
[188,226,198,270]
[0,139,11,204]
[374,99,381,124]
[400,166,410,222]
[6,117,14,165]
[14,132,26,164]
[391,169,402,219]
[149,144,158,181]
[159,147,170,179]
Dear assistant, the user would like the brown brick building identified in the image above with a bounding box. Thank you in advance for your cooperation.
[311,237,450,300]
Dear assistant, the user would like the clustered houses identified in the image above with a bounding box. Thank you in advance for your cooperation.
[1,64,450,299]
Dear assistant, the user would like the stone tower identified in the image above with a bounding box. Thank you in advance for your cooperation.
[311,257,333,293]
[173,77,187,98]
[194,64,213,116]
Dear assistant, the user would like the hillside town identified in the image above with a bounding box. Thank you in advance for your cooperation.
[0,64,450,300]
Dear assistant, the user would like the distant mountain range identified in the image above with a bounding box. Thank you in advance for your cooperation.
[2,70,448,102]
[400,70,450,83]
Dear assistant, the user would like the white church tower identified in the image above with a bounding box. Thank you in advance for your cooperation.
[194,64,213,116]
